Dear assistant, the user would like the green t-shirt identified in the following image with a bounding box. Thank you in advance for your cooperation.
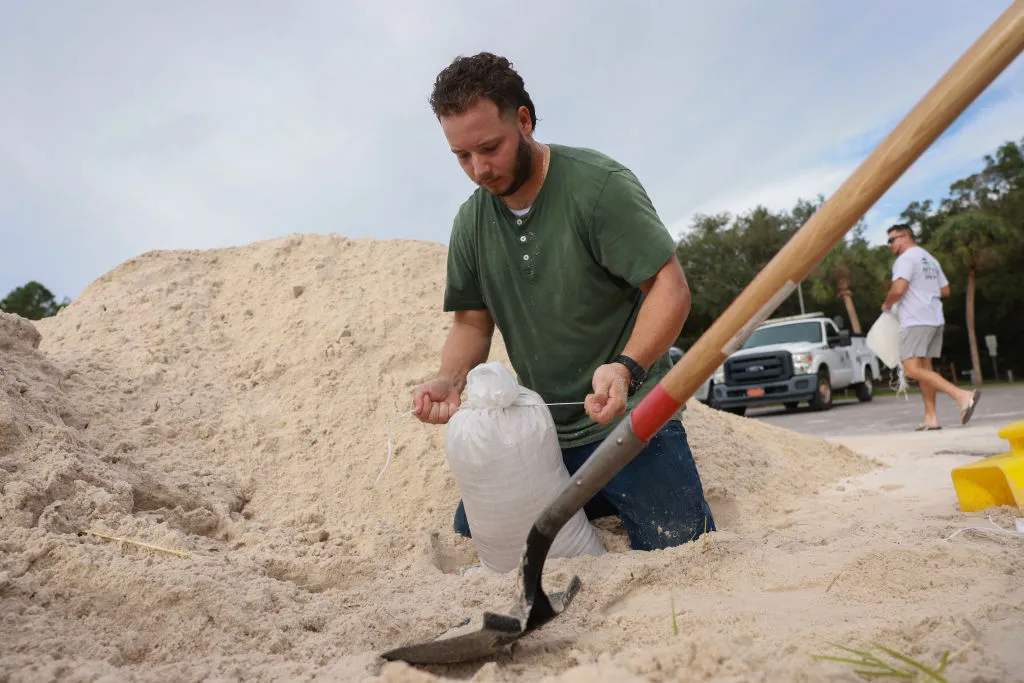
[443,143,680,448]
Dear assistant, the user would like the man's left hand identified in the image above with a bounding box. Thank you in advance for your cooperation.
[585,363,631,425]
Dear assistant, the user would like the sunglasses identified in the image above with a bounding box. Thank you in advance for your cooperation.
[887,236,900,244]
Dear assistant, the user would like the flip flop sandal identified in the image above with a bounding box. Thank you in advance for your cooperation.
[960,389,982,426]
[915,423,942,431]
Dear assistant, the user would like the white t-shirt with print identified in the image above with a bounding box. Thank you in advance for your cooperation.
[891,245,949,328]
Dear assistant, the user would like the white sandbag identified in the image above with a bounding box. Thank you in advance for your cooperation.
[866,310,901,369]
[866,309,909,397]
[444,361,605,573]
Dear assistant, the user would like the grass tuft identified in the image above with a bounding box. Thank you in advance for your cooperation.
[812,643,955,681]
[670,593,678,636]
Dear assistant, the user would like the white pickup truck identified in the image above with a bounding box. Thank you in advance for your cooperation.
[709,312,881,416]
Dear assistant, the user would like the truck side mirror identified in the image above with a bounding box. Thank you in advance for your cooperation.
[839,329,851,346]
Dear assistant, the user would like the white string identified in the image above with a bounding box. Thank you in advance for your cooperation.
[889,362,910,400]
[375,409,414,485]
[945,515,1024,541]
[375,401,586,486]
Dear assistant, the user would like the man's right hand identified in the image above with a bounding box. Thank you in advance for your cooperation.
[412,377,461,424]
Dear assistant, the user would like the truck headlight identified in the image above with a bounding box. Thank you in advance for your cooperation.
[792,352,813,375]
[712,365,725,383]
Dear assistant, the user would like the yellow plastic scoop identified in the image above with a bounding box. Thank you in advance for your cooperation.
[951,420,1024,512]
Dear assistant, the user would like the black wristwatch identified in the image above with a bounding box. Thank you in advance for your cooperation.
[612,354,647,397]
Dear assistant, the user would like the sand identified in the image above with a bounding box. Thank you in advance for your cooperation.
[1,233,1022,682]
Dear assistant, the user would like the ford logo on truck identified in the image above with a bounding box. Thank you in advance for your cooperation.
[748,365,764,372]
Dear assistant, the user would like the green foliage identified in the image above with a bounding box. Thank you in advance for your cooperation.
[808,225,891,331]
[675,197,822,347]
[900,199,946,244]
[930,212,1017,275]
[675,196,892,348]
[0,281,70,320]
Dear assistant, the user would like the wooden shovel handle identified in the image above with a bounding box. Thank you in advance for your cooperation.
[632,0,1024,441]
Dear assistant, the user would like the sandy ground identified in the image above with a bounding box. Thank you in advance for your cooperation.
[1,234,1022,683]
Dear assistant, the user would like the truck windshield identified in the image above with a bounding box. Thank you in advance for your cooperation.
[741,321,822,349]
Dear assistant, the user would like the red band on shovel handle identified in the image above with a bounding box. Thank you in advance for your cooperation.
[632,384,683,442]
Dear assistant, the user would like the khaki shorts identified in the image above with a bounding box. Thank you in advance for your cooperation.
[900,325,943,360]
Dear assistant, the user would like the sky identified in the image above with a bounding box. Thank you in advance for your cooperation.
[2,1,1022,302]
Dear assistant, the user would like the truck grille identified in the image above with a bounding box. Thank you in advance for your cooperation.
[725,352,792,385]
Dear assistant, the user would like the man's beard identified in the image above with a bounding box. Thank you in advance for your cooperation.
[495,135,535,197]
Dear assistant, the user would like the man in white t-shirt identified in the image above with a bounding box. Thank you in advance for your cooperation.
[882,223,980,429]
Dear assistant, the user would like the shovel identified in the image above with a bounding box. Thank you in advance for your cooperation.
[380,1,1024,666]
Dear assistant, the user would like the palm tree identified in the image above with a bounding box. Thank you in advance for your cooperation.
[930,212,1017,386]
[811,251,862,333]
[809,235,885,334]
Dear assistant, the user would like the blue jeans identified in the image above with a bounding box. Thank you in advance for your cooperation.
[452,419,715,551]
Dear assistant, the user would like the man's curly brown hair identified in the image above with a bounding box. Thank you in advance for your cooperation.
[429,52,537,129]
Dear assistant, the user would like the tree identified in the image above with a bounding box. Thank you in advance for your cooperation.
[674,202,811,348]
[980,136,1024,200]
[900,199,947,245]
[807,222,889,335]
[929,213,1018,386]
[0,282,70,320]
[981,138,1024,240]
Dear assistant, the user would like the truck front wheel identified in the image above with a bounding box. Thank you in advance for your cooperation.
[809,369,833,411]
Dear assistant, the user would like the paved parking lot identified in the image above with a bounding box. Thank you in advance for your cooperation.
[747,384,1024,438]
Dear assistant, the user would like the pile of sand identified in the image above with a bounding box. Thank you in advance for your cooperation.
[2,234,1021,682]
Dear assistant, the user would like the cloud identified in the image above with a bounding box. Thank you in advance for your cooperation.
[1,0,1021,300]
[669,164,854,235]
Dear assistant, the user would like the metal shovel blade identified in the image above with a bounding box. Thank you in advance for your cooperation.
[379,573,582,665]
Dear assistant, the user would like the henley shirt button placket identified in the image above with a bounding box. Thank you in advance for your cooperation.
[517,223,534,279]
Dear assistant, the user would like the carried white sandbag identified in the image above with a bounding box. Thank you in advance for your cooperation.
[866,309,908,397]
[866,309,901,369]
[444,361,605,573]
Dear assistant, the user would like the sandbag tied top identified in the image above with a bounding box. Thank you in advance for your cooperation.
[464,362,524,409]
